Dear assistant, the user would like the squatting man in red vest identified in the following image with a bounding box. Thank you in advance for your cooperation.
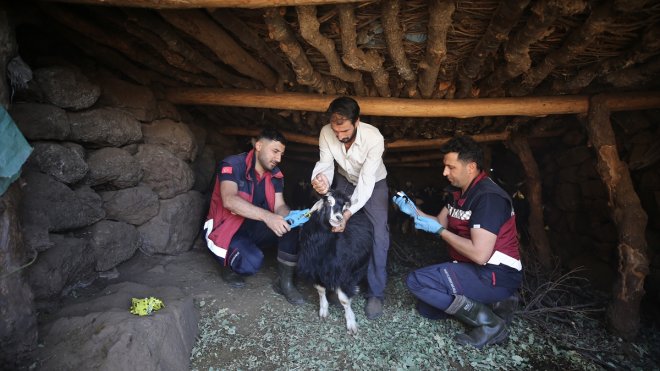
[393,136,523,348]
[203,128,311,305]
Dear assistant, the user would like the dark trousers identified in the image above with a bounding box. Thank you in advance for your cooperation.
[334,175,390,299]
[225,219,299,275]
[406,262,519,318]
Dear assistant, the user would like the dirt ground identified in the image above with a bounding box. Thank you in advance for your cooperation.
[46,233,660,370]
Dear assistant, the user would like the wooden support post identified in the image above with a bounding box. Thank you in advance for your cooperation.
[586,94,649,340]
[507,133,553,270]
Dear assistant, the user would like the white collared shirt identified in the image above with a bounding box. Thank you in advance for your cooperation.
[311,121,387,215]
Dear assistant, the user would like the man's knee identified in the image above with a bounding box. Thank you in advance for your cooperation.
[229,247,265,275]
[406,271,422,292]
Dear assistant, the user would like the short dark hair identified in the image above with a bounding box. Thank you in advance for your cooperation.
[440,136,484,171]
[327,96,360,124]
[257,127,287,146]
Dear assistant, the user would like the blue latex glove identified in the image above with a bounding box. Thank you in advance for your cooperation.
[414,215,445,235]
[392,191,418,218]
[285,209,311,228]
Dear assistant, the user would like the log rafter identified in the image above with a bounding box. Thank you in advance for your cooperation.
[158,9,277,89]
[337,3,390,97]
[51,22,154,86]
[208,9,295,86]
[552,24,660,93]
[455,0,530,99]
[89,7,202,75]
[605,54,660,89]
[217,127,506,150]
[295,6,361,83]
[264,7,335,94]
[510,0,618,97]
[381,0,417,98]
[41,4,215,86]
[124,8,260,89]
[44,0,372,9]
[417,0,454,99]
[216,127,565,152]
[479,0,586,97]
[165,88,660,118]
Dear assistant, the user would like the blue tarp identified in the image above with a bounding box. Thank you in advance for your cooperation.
[0,106,32,196]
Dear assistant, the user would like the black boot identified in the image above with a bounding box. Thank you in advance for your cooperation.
[221,266,246,288]
[274,262,305,305]
[490,292,520,325]
[445,295,508,349]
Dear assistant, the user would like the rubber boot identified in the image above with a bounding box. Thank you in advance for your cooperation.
[221,266,246,288]
[445,295,508,349]
[489,292,520,325]
[274,262,305,305]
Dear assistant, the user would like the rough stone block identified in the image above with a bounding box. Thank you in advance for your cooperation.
[69,107,142,147]
[33,66,100,110]
[138,191,204,255]
[99,186,159,225]
[135,144,194,199]
[35,282,199,371]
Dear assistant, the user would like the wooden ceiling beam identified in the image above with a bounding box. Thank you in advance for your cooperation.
[166,88,660,118]
[216,127,563,151]
[43,0,370,9]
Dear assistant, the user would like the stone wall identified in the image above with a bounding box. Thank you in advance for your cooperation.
[9,65,215,309]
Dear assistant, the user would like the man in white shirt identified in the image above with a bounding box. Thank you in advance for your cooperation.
[310,97,390,320]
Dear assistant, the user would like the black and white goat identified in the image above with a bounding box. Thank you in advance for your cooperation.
[297,190,373,334]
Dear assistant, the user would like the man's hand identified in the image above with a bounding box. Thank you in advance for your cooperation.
[332,210,352,233]
[311,173,330,195]
[284,209,310,228]
[392,191,418,218]
[264,213,292,237]
[414,215,445,235]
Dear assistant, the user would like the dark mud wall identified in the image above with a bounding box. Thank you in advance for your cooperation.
[540,113,660,306]
[0,4,39,368]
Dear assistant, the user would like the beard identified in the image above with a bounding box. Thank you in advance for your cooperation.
[339,129,357,143]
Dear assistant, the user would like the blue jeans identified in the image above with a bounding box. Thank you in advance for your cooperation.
[225,219,299,275]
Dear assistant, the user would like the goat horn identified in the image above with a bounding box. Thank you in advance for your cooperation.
[309,199,324,214]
